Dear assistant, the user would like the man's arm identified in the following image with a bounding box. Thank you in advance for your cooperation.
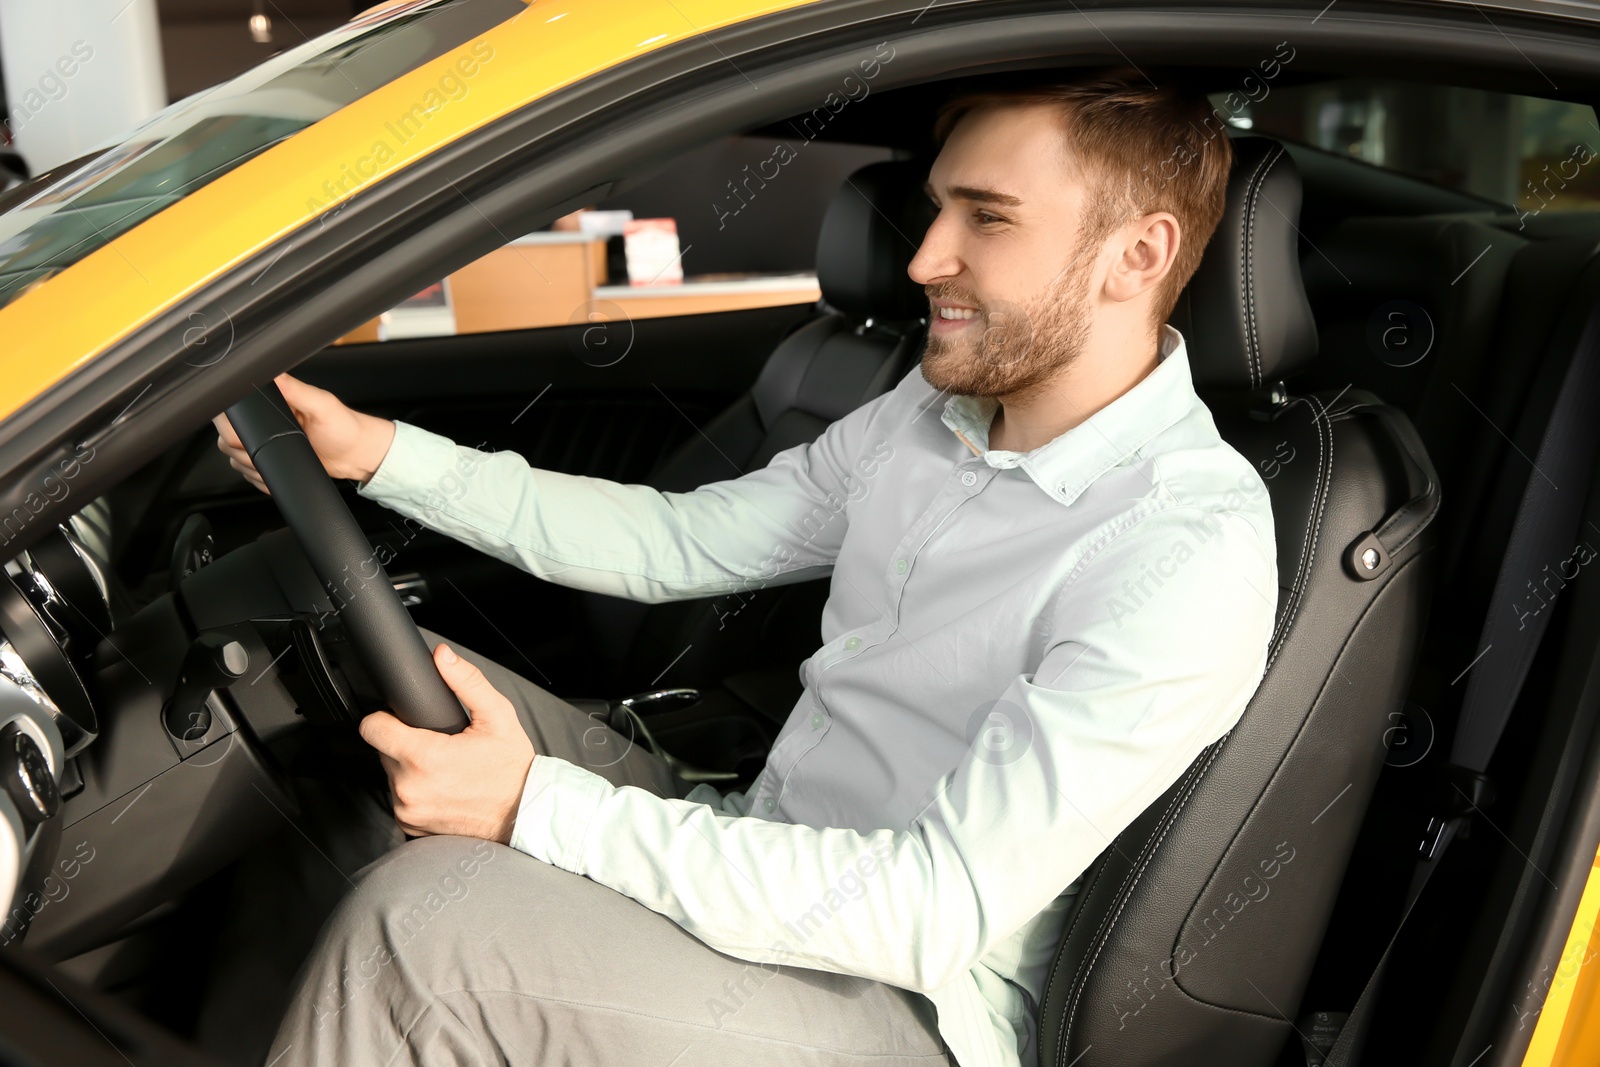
[505,504,1278,992]
[356,392,902,604]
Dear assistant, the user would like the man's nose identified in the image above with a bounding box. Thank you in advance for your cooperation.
[907,219,960,287]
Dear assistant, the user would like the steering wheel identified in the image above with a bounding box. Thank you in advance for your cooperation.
[225,382,469,733]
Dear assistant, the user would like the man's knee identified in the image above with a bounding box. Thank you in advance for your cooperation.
[340,837,526,955]
[293,837,542,1041]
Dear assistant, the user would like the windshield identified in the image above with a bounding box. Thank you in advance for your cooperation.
[0,0,528,314]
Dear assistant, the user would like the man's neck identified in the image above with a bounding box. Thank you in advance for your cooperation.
[988,327,1163,454]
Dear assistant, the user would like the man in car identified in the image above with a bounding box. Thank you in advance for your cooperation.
[221,67,1277,1067]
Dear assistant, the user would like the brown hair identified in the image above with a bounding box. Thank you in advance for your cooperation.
[931,68,1234,325]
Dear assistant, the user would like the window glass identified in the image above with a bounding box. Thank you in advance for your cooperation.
[1212,79,1600,214]
[0,0,527,313]
[337,134,894,344]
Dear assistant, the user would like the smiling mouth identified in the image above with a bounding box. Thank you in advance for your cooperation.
[936,306,980,321]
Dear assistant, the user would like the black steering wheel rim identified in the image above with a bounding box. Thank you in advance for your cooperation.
[225,382,468,733]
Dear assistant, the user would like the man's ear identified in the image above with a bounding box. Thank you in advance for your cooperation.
[1104,212,1180,304]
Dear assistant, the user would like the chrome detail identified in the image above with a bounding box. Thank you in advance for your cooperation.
[0,640,87,757]
[8,556,68,641]
[4,727,56,822]
[61,519,112,617]
[614,702,740,783]
[0,642,62,727]
[391,573,429,608]
[0,675,67,921]
[611,689,738,783]
[618,687,701,716]
[21,562,58,603]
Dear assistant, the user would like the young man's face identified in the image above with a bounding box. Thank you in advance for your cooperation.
[911,102,1114,399]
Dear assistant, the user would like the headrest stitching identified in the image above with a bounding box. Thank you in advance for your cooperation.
[1238,144,1283,390]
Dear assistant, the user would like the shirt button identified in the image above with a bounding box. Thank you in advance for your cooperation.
[811,713,824,729]
[844,636,862,651]
[764,797,776,812]
[895,558,907,574]
[961,470,977,487]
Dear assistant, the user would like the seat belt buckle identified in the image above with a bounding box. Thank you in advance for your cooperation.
[1419,767,1495,858]
[1419,815,1450,859]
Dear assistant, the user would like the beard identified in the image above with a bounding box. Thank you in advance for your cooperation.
[919,245,1097,402]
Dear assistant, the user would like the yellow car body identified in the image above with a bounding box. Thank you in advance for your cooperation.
[0,0,817,420]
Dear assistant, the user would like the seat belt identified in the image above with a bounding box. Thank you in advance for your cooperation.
[1322,299,1600,1067]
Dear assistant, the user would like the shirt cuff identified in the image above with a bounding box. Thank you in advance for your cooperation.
[356,419,462,507]
[508,754,612,872]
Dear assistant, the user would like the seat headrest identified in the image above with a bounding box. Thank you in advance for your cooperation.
[816,160,933,322]
[1170,136,1319,389]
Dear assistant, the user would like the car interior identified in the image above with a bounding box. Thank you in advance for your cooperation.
[2,33,1600,1067]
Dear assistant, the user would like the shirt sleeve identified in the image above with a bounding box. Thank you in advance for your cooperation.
[356,386,902,603]
[507,503,1278,993]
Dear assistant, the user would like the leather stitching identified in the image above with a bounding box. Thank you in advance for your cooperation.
[1329,403,1440,558]
[1057,744,1218,1053]
[1168,548,1431,1020]
[1056,776,1182,1053]
[1238,145,1284,390]
[1266,393,1332,675]
[1050,388,1333,1060]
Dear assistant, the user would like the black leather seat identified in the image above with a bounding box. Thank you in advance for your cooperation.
[576,160,934,705]
[1035,137,1442,1065]
[575,137,1441,1064]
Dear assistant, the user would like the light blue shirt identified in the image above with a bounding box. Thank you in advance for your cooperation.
[357,324,1278,1067]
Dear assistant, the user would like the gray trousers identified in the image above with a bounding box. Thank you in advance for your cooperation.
[265,630,951,1066]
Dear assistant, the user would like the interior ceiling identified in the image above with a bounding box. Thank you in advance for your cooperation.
[747,64,1340,152]
[156,0,389,20]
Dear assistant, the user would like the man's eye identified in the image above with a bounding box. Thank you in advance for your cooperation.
[975,211,1004,225]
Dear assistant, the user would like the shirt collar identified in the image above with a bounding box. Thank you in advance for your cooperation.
[938,324,1198,507]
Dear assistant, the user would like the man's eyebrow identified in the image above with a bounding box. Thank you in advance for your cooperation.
[922,179,1023,208]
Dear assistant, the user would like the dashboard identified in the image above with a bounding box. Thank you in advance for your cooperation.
[0,499,356,961]
[0,510,107,944]
[1,512,111,756]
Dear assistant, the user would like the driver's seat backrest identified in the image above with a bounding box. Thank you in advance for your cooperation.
[1035,137,1442,1065]
[579,161,934,696]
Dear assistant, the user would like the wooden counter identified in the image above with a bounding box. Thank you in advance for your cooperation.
[336,232,819,344]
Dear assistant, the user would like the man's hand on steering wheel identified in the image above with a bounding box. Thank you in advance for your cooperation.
[218,373,482,761]
[360,643,536,843]
[213,372,396,492]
